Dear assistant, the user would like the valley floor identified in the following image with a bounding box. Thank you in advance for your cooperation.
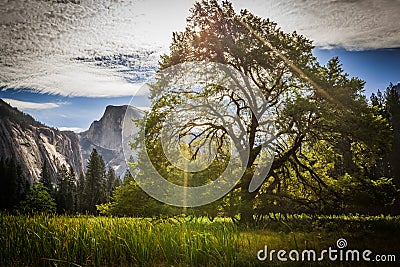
[1,214,399,266]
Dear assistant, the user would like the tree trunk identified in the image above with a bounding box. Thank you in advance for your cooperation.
[238,170,258,225]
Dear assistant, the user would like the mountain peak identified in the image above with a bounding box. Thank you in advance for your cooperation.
[79,105,143,177]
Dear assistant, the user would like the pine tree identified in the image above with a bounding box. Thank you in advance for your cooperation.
[39,161,53,193]
[385,84,400,186]
[105,167,121,202]
[0,157,29,211]
[97,169,164,217]
[68,166,77,212]
[370,83,400,187]
[83,149,107,214]
[18,182,56,214]
[123,170,134,182]
[55,164,76,214]
[76,171,86,213]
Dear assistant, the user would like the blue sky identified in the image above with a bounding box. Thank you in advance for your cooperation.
[1,48,399,132]
[1,0,399,132]
[313,48,400,96]
[0,90,145,131]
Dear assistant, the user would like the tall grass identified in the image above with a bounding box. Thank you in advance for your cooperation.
[0,215,239,266]
[1,213,399,266]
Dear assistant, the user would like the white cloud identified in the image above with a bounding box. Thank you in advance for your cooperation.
[0,0,191,62]
[1,0,398,59]
[2,98,61,110]
[58,127,85,133]
[135,106,150,111]
[233,0,400,50]
[0,0,179,97]
[1,58,150,97]
[0,0,399,97]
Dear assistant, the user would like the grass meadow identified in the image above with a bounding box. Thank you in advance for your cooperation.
[1,214,400,266]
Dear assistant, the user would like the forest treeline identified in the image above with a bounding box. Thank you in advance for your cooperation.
[0,82,399,219]
[0,148,121,215]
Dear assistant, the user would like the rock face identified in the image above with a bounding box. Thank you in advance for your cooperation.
[0,99,83,183]
[0,100,142,182]
[79,105,143,177]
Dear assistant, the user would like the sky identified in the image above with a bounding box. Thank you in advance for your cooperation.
[0,0,399,132]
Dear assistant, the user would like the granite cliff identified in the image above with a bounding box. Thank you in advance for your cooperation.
[0,99,83,182]
[0,100,143,181]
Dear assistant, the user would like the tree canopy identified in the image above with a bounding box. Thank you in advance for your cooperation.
[131,0,395,223]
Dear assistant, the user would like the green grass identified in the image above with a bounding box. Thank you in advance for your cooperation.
[1,214,399,266]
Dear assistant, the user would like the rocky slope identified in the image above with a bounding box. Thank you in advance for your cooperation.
[79,105,143,177]
[0,99,83,183]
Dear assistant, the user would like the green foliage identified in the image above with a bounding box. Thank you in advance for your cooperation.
[82,149,107,214]
[76,171,86,213]
[369,178,398,207]
[18,182,56,214]
[98,171,165,217]
[0,157,29,212]
[55,165,77,214]
[134,0,395,222]
[144,0,321,223]
[39,161,53,193]
[370,83,400,213]
[328,174,397,213]
[105,166,121,202]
